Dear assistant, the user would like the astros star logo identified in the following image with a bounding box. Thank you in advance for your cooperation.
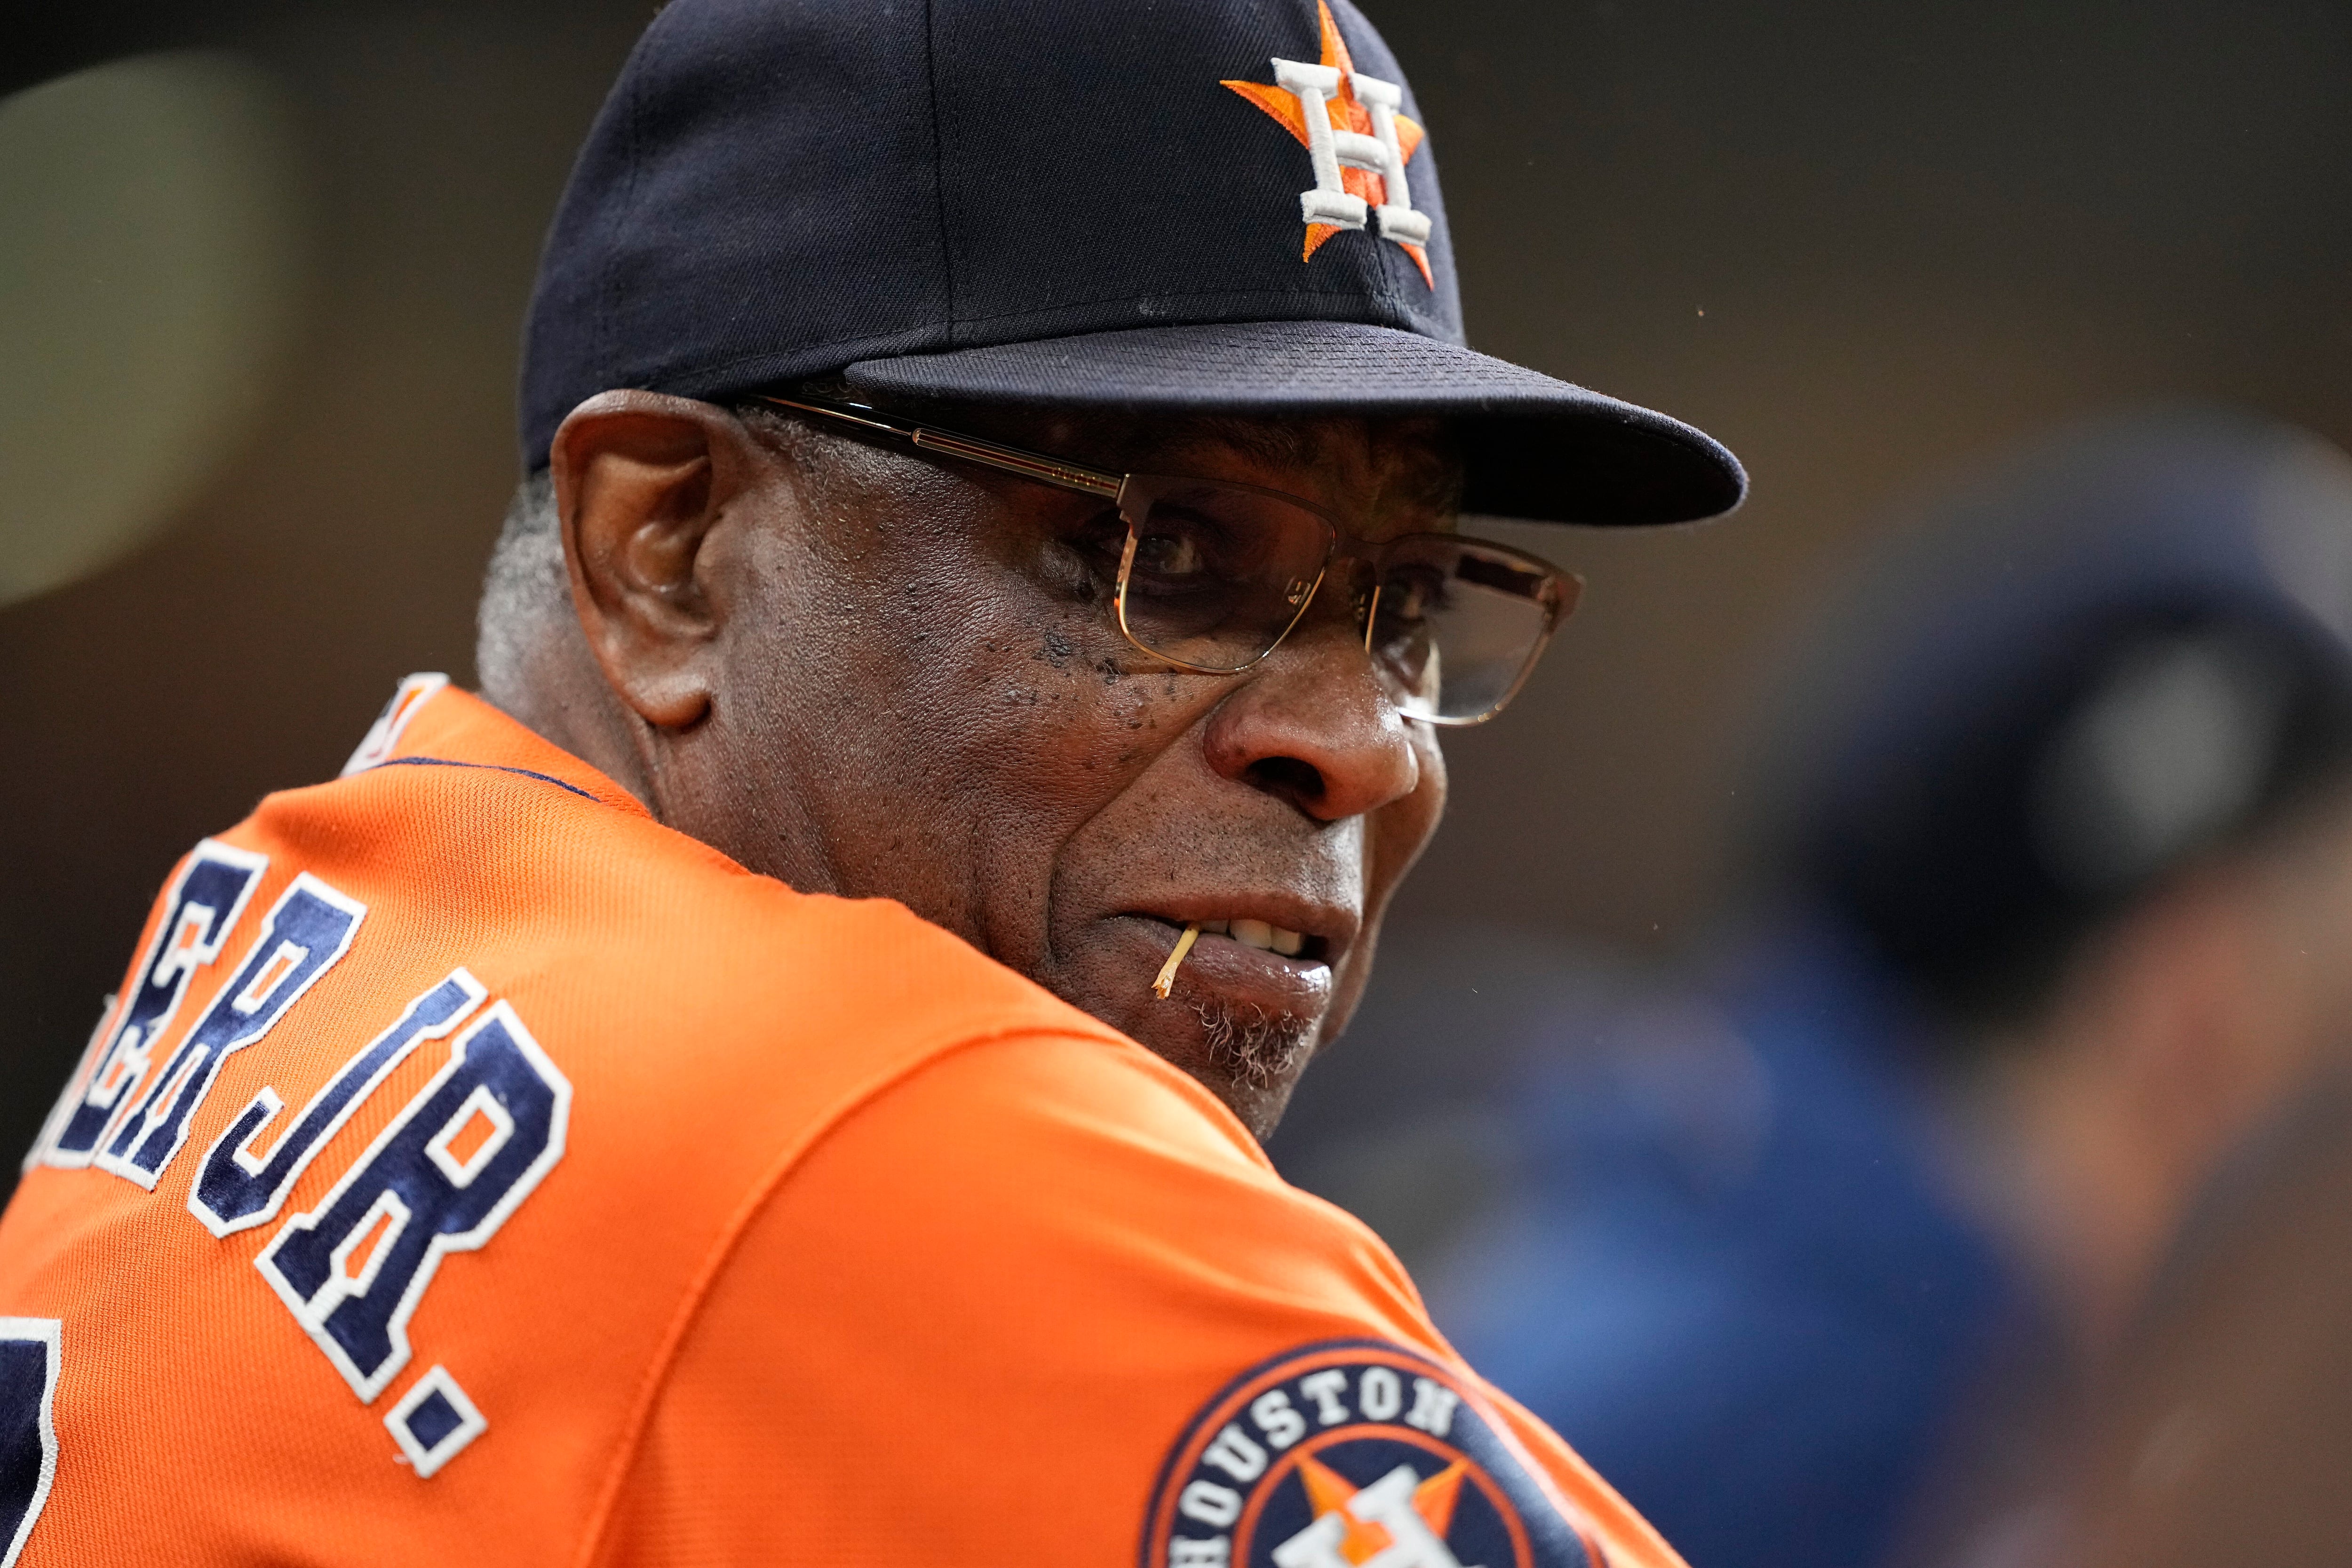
[1222,0,1434,287]
[1279,1454,1477,1568]
[1144,1342,1602,1568]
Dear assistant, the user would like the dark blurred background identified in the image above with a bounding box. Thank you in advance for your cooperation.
[8,0,2352,1210]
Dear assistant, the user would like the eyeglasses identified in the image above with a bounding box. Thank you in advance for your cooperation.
[757,393,1583,725]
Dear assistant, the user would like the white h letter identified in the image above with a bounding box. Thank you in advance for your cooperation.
[1269,59,1427,247]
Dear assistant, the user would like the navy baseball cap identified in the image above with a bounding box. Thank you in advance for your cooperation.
[519,0,1744,525]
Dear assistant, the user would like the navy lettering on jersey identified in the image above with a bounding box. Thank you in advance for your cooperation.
[0,1319,60,1568]
[45,841,267,1166]
[21,998,117,1178]
[255,1002,570,1400]
[97,874,367,1190]
[191,969,488,1238]
[382,1363,488,1479]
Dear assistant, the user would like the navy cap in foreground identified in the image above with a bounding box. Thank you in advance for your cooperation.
[519,0,1744,526]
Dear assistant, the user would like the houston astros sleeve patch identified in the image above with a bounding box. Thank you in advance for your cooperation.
[1142,1340,1601,1568]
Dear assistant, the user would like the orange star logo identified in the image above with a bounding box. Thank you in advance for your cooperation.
[1222,0,1433,287]
[1295,1452,1471,1562]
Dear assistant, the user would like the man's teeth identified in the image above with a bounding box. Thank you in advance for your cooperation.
[1210,918,1306,958]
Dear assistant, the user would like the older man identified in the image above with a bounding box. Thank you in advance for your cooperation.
[0,0,1739,1563]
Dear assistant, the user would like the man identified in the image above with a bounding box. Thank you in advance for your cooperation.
[0,0,1740,1563]
[1432,410,2352,1568]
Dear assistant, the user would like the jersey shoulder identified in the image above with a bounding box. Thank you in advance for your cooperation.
[0,679,1133,1565]
[599,1030,1681,1568]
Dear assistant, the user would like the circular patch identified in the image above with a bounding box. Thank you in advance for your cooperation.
[1141,1340,1597,1568]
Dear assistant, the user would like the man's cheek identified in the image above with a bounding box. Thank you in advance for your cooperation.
[969,683,1151,864]
[1052,674,1188,786]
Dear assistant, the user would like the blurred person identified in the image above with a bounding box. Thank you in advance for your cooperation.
[1433,409,2352,1568]
[0,0,1747,1564]
[2040,1066,2352,1568]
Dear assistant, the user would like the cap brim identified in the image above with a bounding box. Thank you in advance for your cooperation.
[842,320,1743,526]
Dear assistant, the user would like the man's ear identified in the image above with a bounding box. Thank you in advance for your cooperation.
[548,390,763,730]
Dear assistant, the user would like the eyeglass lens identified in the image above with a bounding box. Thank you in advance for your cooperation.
[1114,477,1574,724]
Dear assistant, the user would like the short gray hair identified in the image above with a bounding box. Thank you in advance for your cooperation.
[475,470,565,705]
[469,397,947,703]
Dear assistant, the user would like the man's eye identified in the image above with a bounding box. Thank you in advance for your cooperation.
[1055,513,1129,571]
[1068,511,1125,552]
[1136,531,1207,579]
[1035,513,1126,601]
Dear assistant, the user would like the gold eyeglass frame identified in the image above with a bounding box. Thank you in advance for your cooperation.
[756,392,1581,725]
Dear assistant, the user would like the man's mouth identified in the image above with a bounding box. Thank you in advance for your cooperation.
[1116,901,1345,1012]
[1185,917,1319,961]
[1129,910,1338,970]
[1102,907,1346,1097]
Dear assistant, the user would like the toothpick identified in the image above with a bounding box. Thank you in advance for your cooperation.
[1152,923,1202,999]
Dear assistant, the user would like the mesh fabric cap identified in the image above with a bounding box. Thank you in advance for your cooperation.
[518,0,1744,525]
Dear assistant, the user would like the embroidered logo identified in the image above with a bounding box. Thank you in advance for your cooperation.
[1222,0,1434,287]
[1142,1341,1599,1568]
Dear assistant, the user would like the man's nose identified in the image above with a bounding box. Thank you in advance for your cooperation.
[1199,618,1424,822]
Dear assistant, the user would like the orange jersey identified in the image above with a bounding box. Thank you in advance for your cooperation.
[0,676,1683,1568]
